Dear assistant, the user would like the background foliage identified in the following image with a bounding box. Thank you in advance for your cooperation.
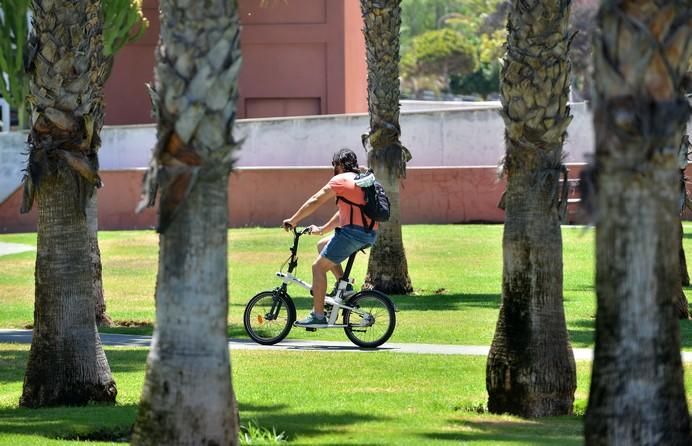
[400,0,599,101]
[0,0,148,129]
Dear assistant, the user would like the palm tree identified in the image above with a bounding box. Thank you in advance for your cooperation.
[92,0,148,327]
[485,0,576,417]
[19,0,116,407]
[360,0,414,295]
[0,1,147,326]
[130,1,242,444]
[583,0,691,443]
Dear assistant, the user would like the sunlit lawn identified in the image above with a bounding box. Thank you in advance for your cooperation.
[2,343,692,445]
[2,224,692,347]
[3,225,692,444]
[0,343,593,445]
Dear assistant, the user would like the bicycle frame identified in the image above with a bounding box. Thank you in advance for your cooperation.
[244,226,397,348]
[275,227,369,327]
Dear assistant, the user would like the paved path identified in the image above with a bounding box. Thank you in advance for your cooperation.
[0,329,602,360]
[0,242,34,256]
[5,329,692,362]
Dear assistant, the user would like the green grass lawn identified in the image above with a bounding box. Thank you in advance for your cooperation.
[0,343,600,445]
[2,224,692,347]
[3,224,692,444]
[2,343,692,445]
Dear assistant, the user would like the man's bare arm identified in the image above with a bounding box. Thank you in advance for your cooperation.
[283,185,335,229]
[314,212,340,235]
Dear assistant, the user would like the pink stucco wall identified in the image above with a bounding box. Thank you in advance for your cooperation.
[0,165,593,233]
[102,0,368,125]
[0,167,505,232]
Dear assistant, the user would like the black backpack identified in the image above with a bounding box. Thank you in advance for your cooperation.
[337,171,390,231]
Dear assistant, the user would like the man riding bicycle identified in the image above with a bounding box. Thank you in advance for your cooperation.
[282,148,378,327]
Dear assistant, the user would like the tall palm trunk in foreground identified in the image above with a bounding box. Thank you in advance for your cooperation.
[92,0,148,326]
[584,0,691,443]
[131,1,242,444]
[361,0,413,295]
[486,0,576,417]
[19,0,116,407]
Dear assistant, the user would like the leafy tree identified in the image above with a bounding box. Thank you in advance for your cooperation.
[0,0,147,130]
[0,0,30,128]
[361,0,413,294]
[1,1,147,327]
[583,0,691,442]
[400,0,505,98]
[401,28,477,96]
[450,60,500,99]
[131,0,242,443]
[450,21,505,99]
[485,0,576,417]
[19,0,116,407]
[91,0,148,327]
[102,0,147,58]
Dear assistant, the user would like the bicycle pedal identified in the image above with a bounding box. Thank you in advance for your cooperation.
[305,327,317,332]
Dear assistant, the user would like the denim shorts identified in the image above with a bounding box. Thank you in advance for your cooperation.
[321,225,378,264]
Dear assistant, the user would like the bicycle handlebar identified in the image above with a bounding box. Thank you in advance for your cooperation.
[296,227,312,236]
[283,223,312,237]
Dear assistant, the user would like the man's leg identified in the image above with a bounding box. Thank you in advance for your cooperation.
[311,255,337,316]
[317,236,343,280]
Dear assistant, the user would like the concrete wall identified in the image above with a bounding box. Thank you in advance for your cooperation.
[3,103,687,232]
[228,102,595,168]
[0,103,597,205]
[0,102,593,165]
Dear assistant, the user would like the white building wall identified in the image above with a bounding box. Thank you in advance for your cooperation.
[0,103,608,204]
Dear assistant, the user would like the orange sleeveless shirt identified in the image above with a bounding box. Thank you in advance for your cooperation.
[328,173,378,230]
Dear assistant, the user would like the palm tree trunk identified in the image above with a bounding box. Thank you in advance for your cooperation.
[486,0,576,417]
[132,176,237,445]
[21,173,116,407]
[131,1,241,443]
[89,194,112,327]
[91,53,115,328]
[361,0,413,295]
[583,1,691,443]
[19,0,116,408]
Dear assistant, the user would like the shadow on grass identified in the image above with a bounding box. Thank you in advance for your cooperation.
[100,323,154,336]
[1,344,384,444]
[0,348,148,384]
[0,346,28,383]
[567,318,595,348]
[239,402,289,413]
[101,324,249,339]
[242,409,389,442]
[421,416,582,444]
[0,404,137,441]
[568,317,692,350]
[388,293,501,311]
[564,284,595,293]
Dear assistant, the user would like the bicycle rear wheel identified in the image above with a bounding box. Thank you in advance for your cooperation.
[244,290,295,345]
[343,291,396,348]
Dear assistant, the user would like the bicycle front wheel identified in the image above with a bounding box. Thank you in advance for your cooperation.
[244,290,295,345]
[343,291,396,348]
